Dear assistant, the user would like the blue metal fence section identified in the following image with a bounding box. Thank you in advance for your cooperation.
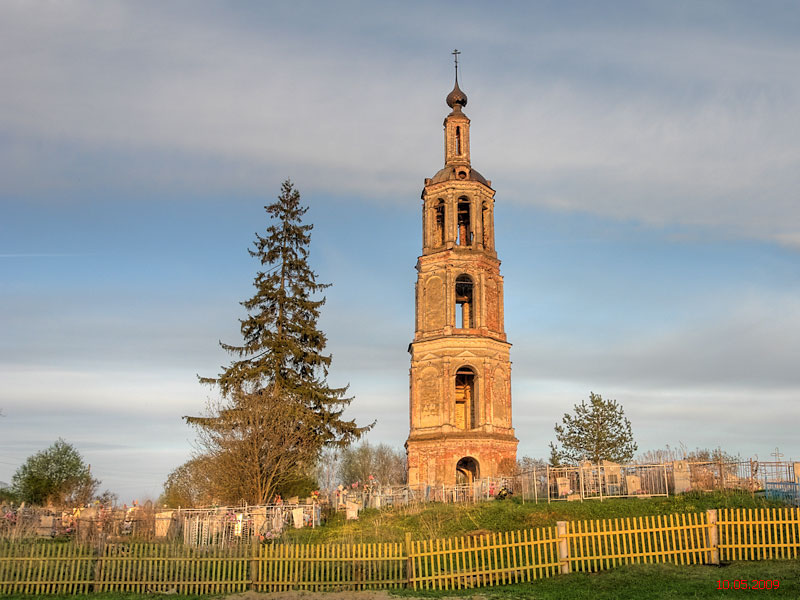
[765,482,800,506]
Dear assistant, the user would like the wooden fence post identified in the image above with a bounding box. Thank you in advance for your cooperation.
[92,534,106,592]
[556,521,571,574]
[706,509,720,565]
[250,534,259,591]
[547,465,551,504]
[405,532,414,589]
[598,463,603,502]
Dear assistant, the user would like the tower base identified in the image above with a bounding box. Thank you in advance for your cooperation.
[406,433,518,485]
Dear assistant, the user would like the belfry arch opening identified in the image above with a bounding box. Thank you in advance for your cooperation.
[455,126,462,155]
[482,201,490,247]
[455,274,474,328]
[457,198,472,246]
[454,367,477,430]
[456,456,479,484]
[434,199,445,247]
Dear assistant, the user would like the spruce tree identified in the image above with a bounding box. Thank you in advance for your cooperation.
[548,392,637,465]
[188,180,371,503]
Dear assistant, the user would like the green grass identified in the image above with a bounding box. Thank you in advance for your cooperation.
[3,560,798,599]
[390,560,800,599]
[3,493,793,598]
[282,491,787,545]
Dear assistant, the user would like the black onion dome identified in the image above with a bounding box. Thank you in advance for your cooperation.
[446,78,468,109]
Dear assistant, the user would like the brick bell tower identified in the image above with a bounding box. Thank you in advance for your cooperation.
[406,53,518,486]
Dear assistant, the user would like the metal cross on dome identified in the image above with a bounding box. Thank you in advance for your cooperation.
[452,49,461,74]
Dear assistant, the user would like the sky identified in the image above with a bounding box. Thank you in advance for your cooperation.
[1,1,799,501]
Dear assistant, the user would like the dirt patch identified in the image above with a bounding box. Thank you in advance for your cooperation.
[225,592,397,600]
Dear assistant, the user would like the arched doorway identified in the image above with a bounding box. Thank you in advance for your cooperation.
[456,456,480,484]
[454,367,477,429]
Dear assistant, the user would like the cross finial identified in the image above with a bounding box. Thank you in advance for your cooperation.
[771,447,784,461]
[445,49,467,110]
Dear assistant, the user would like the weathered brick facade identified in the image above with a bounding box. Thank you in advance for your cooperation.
[406,74,518,485]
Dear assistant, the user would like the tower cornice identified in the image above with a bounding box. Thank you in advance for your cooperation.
[422,175,494,197]
[415,250,501,271]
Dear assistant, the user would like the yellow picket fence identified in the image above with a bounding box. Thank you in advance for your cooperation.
[258,541,406,591]
[561,512,711,573]
[407,527,561,590]
[0,542,252,595]
[1,508,798,595]
[718,507,800,561]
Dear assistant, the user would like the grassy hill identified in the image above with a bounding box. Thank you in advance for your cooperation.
[390,560,800,599]
[282,491,787,545]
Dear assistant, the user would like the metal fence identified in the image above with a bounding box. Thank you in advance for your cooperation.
[181,504,321,546]
[513,459,800,503]
[320,459,799,507]
[532,463,670,502]
[765,482,800,507]
[3,460,798,547]
[0,503,322,547]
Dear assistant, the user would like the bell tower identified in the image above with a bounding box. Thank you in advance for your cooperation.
[406,53,518,486]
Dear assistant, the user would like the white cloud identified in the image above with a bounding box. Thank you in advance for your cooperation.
[512,290,800,390]
[2,3,799,244]
[0,365,201,415]
[0,365,202,500]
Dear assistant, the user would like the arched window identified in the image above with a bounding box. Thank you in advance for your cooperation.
[455,274,474,329]
[482,201,491,247]
[456,126,462,155]
[455,367,477,430]
[457,198,472,246]
[434,199,445,247]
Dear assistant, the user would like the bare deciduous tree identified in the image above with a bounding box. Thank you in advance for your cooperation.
[159,457,215,508]
[188,388,320,505]
[337,442,407,486]
[313,447,342,491]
